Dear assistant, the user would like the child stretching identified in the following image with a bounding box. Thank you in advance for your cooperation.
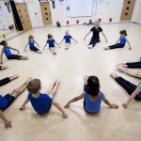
[20,79,68,118]
[60,30,77,50]
[0,74,19,87]
[105,30,132,50]
[110,73,141,109]
[24,35,42,53]
[64,76,118,114]
[0,78,31,129]
[44,34,60,55]
[0,40,28,64]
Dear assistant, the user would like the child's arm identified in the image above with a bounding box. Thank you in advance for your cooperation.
[55,42,61,48]
[72,37,77,43]
[60,39,64,44]
[9,47,20,54]
[102,94,119,109]
[126,38,132,50]
[64,93,84,108]
[116,37,120,44]
[83,31,91,40]
[24,43,28,52]
[34,41,40,47]
[19,98,29,110]
[0,48,4,64]
[0,110,12,129]
[43,43,48,50]
[101,32,108,42]
[52,102,68,118]
[122,86,141,109]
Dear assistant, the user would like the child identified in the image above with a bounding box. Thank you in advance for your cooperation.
[110,73,141,109]
[84,20,107,49]
[0,74,19,87]
[20,79,68,118]
[60,30,77,50]
[0,40,28,64]
[117,57,141,69]
[0,78,31,129]
[44,34,60,55]
[24,35,42,53]
[105,30,132,50]
[64,76,118,114]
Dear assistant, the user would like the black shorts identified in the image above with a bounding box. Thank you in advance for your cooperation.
[2,94,15,111]
[7,55,22,60]
[30,46,39,52]
[0,66,2,70]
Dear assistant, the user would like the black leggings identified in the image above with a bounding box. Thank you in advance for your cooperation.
[126,61,141,69]
[115,76,141,100]
[108,43,124,49]
[7,55,22,60]
[0,77,11,87]
[89,37,100,47]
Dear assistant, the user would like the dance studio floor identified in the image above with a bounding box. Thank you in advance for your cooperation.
[0,23,141,141]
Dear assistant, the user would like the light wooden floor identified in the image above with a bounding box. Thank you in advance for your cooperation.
[0,23,141,141]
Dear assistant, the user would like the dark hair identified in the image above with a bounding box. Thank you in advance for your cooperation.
[120,30,127,36]
[48,34,53,39]
[0,40,7,46]
[27,79,41,94]
[28,35,33,42]
[84,76,100,96]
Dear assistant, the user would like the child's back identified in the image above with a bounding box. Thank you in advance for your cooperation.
[28,93,52,115]
[84,92,103,113]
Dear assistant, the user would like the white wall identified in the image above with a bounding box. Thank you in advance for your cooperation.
[132,0,141,24]
[0,1,15,29]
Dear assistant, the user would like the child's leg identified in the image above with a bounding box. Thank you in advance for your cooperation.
[117,66,141,79]
[110,73,137,95]
[92,38,99,47]
[0,75,18,87]
[10,78,31,98]
[20,56,28,60]
[126,61,141,68]
[47,81,60,99]
[105,43,124,50]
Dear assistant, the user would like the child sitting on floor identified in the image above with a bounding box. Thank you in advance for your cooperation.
[24,35,42,53]
[20,79,68,118]
[44,34,60,55]
[105,30,132,50]
[60,30,77,50]
[0,78,31,129]
[64,76,119,114]
[0,40,28,64]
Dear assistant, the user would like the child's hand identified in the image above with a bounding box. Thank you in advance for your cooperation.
[19,106,26,110]
[75,41,78,43]
[64,103,70,108]
[4,120,12,129]
[62,113,68,119]
[122,103,128,109]
[110,103,119,109]
[129,47,132,50]
[105,39,108,43]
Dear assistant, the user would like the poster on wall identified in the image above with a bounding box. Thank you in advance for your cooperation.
[68,0,93,17]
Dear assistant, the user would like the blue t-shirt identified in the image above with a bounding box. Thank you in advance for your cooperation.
[64,35,72,43]
[0,95,7,110]
[29,41,35,48]
[4,47,12,57]
[120,37,126,45]
[136,82,141,98]
[28,93,53,115]
[84,92,103,113]
[47,39,55,47]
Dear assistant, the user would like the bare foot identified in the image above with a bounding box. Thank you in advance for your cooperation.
[104,47,109,50]
[117,66,126,72]
[110,73,118,79]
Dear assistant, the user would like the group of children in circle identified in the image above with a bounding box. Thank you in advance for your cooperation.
[0,20,140,130]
